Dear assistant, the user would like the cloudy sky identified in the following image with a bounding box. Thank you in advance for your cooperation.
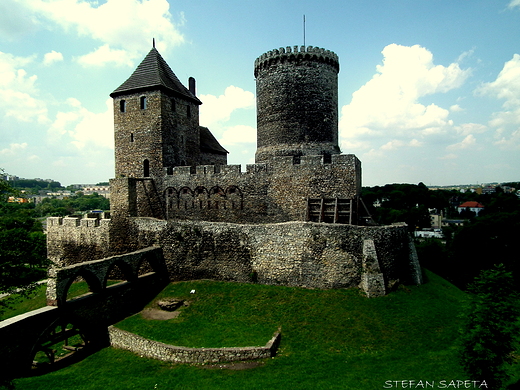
[1,0,520,186]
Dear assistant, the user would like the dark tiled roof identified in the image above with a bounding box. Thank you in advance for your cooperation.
[199,127,228,155]
[110,48,201,104]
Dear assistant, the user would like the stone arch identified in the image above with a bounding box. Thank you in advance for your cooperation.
[209,186,226,210]
[179,187,194,209]
[62,269,102,304]
[226,185,243,210]
[194,186,209,209]
[103,260,135,287]
[30,317,92,373]
[136,255,161,277]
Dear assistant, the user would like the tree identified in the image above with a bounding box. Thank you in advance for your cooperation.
[459,264,520,389]
[0,172,49,315]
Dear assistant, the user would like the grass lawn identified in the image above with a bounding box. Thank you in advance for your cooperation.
[6,269,496,389]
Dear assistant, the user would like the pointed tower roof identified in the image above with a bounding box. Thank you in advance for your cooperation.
[110,48,201,104]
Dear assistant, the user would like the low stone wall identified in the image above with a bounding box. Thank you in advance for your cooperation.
[108,326,281,364]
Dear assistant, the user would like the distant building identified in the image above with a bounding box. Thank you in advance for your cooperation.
[80,185,110,199]
[7,196,30,204]
[457,201,484,216]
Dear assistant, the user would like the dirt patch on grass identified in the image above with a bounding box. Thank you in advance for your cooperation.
[141,308,180,320]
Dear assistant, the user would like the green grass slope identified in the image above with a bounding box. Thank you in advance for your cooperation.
[13,270,470,390]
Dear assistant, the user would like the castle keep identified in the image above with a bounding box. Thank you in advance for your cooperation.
[47,44,422,296]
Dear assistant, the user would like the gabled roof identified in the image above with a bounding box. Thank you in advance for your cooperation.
[458,201,484,208]
[110,48,201,104]
[199,127,228,155]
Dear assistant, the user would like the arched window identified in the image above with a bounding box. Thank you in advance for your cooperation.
[130,133,134,143]
[120,100,126,113]
[140,96,147,110]
[143,159,150,177]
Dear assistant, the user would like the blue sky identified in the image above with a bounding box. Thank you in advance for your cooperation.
[1,0,520,186]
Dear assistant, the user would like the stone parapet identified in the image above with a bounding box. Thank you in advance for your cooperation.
[254,46,340,76]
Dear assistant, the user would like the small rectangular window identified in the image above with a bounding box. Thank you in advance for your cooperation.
[120,100,126,113]
[187,105,191,118]
[140,96,147,110]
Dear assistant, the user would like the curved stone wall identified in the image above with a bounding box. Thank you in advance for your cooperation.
[109,326,281,364]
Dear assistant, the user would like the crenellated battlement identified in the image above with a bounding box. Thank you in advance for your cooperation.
[254,46,339,76]
[163,154,357,178]
[47,215,111,228]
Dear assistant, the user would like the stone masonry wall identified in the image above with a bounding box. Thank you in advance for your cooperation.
[47,216,111,266]
[255,46,341,163]
[109,326,281,364]
[46,214,419,291]
[108,153,361,224]
[132,219,417,290]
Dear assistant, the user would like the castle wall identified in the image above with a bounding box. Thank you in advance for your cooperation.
[132,219,416,290]
[109,153,361,224]
[46,214,417,291]
[47,216,111,267]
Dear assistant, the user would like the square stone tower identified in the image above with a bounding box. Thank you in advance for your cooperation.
[110,47,227,179]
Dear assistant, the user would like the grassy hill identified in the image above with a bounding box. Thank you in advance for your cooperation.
[9,269,484,390]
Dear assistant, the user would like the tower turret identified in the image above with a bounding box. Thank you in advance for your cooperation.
[254,46,341,163]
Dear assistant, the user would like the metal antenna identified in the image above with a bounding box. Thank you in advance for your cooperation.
[303,15,306,47]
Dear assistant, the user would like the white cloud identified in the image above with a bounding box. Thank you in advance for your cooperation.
[0,142,28,156]
[455,123,487,136]
[439,153,458,160]
[508,0,520,9]
[76,44,134,67]
[446,134,477,150]
[199,86,255,127]
[48,98,114,150]
[477,54,520,149]
[219,125,256,146]
[450,104,463,112]
[381,139,423,151]
[43,50,63,66]
[24,0,185,66]
[340,44,470,153]
[0,52,48,123]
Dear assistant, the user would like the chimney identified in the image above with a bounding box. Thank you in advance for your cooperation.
[188,77,196,95]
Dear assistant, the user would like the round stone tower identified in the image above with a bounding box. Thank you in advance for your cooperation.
[254,46,341,163]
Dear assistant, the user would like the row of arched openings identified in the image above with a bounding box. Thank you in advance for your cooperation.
[164,185,243,210]
[63,257,157,304]
[31,257,159,371]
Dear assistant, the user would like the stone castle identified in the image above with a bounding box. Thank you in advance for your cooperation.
[1,45,423,377]
[46,44,423,296]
